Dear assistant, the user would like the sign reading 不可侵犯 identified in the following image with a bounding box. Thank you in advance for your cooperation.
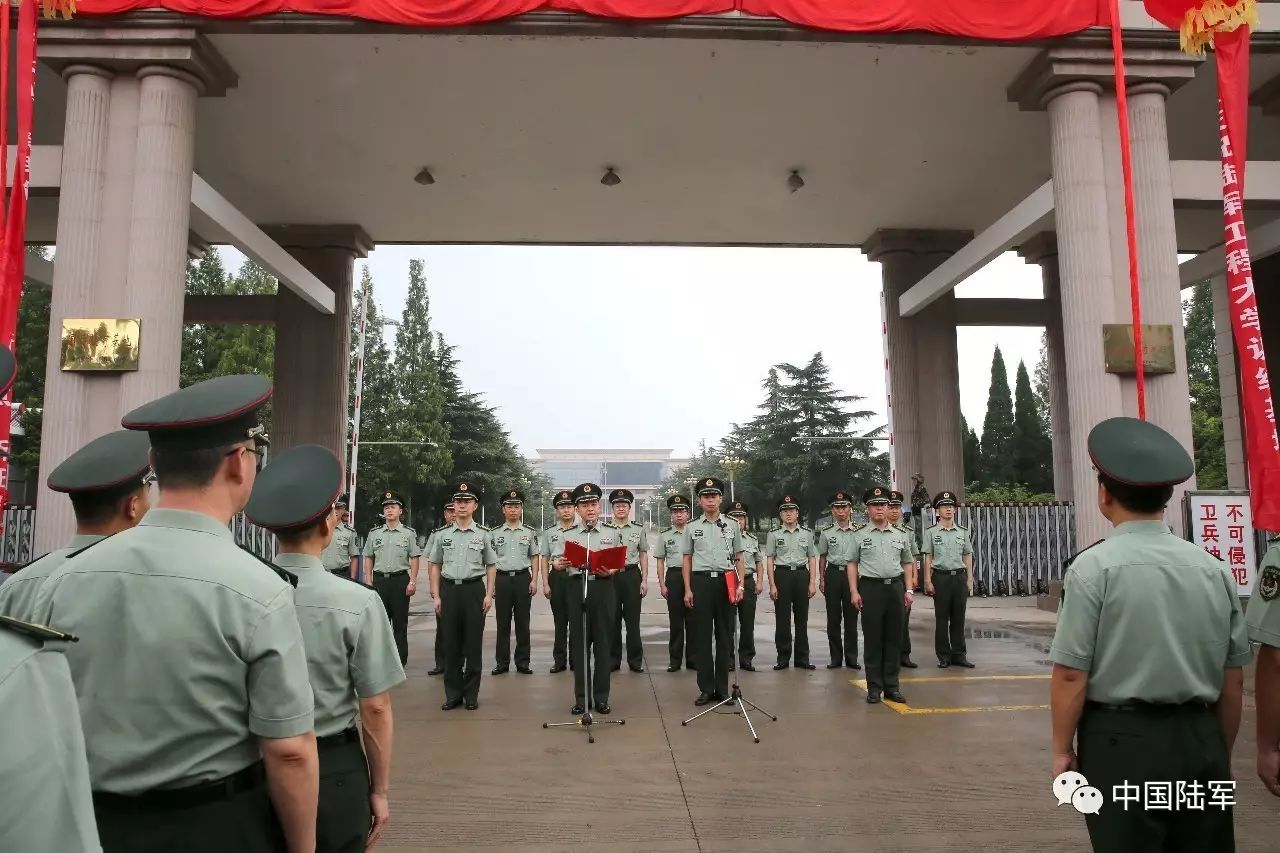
[1184,491,1256,598]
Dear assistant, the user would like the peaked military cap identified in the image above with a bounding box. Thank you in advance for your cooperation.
[608,488,635,505]
[572,482,601,504]
[727,500,749,517]
[381,490,403,507]
[122,374,271,451]
[888,490,905,506]
[777,494,799,511]
[666,493,691,511]
[697,477,725,496]
[0,343,15,398]
[334,494,349,508]
[1088,416,1193,488]
[932,490,958,508]
[501,489,525,505]
[443,500,455,510]
[244,444,342,532]
[47,429,152,495]
[828,490,852,507]
[452,481,478,501]
[864,486,890,505]
[552,489,574,507]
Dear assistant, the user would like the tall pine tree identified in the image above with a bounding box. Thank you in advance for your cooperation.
[977,346,1015,486]
[961,414,980,489]
[1011,360,1052,493]
[1185,281,1225,488]
[348,267,404,526]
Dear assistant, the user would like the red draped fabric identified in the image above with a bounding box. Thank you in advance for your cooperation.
[738,0,1108,38]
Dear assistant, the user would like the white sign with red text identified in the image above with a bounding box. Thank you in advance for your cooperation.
[1186,492,1256,596]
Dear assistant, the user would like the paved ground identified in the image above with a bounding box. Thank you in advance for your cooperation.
[380,586,1279,852]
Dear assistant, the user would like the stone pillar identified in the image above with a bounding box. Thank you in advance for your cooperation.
[1019,233,1073,501]
[265,226,371,466]
[33,29,235,553]
[1210,275,1246,489]
[864,229,971,498]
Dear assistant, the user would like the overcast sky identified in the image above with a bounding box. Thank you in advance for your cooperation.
[334,245,1046,457]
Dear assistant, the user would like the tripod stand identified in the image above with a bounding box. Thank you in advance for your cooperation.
[543,533,624,744]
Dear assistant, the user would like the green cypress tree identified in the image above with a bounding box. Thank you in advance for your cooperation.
[978,346,1016,486]
[961,414,980,489]
[1184,281,1225,488]
[1012,360,1052,493]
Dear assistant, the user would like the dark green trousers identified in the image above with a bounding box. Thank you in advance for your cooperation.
[665,568,694,670]
[736,574,758,666]
[690,572,734,697]
[1077,704,1234,853]
[493,568,532,669]
[317,738,372,853]
[824,567,858,666]
[568,574,615,706]
[932,571,969,660]
[773,566,812,666]
[612,566,645,669]
[549,569,570,669]
[440,578,485,704]
[858,575,904,692]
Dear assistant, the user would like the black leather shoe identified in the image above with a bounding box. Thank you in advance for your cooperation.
[847,661,862,670]
[686,661,696,670]
[797,663,816,670]
[427,667,444,676]
[711,692,725,701]
[610,665,621,672]
[629,665,645,673]
[772,662,790,671]
[517,666,534,675]
[953,657,976,669]
[595,702,611,714]
[491,666,509,675]
[900,657,919,669]
[695,693,713,706]
[441,699,462,711]
[885,690,907,704]
[937,658,951,668]
[667,664,681,672]
[550,664,567,674]
[866,690,882,704]
[728,662,736,671]
[741,663,756,672]
[571,703,585,716]
[465,700,479,711]
[826,662,843,669]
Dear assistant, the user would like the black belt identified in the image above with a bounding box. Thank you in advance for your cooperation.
[498,568,530,576]
[621,564,640,571]
[859,575,903,585]
[699,570,730,578]
[1085,700,1212,714]
[377,570,409,578]
[318,727,360,749]
[445,575,484,586]
[93,762,265,811]
[776,564,805,570]
[826,564,847,572]
[932,568,965,575]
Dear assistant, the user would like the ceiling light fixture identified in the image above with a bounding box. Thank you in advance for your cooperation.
[601,167,621,187]
[788,170,805,193]
[413,167,435,186]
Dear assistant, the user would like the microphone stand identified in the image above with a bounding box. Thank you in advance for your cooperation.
[543,525,625,743]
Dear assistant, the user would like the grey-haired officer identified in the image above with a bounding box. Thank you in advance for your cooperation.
[428,481,497,711]
[850,486,914,704]
[541,490,578,674]
[491,489,537,676]
[816,490,861,669]
[682,477,744,705]
[655,493,695,672]
[1249,540,1280,797]
[607,488,649,673]
[426,501,457,677]
[727,500,762,672]
[321,495,359,579]
[1050,417,1250,853]
[245,445,406,852]
[32,374,318,853]
[923,490,974,668]
[0,429,152,623]
[765,493,817,671]
[363,492,421,667]
[888,490,920,668]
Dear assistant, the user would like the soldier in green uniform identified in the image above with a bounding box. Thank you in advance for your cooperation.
[32,374,319,853]
[1050,417,1251,852]
[1248,540,1280,798]
[682,477,744,705]
[0,428,152,623]
[320,495,359,579]
[655,493,695,672]
[816,490,861,670]
[765,494,817,671]
[888,491,919,669]
[552,483,621,714]
[727,500,762,672]
[922,490,974,669]
[607,488,649,673]
[490,488,538,676]
[541,490,577,674]
[245,444,406,852]
[850,486,914,705]
[428,481,497,711]
[425,501,456,677]
[363,491,422,667]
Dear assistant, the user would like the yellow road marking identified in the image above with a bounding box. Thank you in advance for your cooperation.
[849,674,1050,690]
[850,674,1051,715]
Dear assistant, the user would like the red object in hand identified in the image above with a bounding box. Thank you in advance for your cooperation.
[724,570,739,602]
[562,540,628,577]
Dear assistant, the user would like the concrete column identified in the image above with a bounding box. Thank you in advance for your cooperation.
[265,226,371,465]
[1019,232,1073,501]
[1210,274,1246,488]
[917,293,965,495]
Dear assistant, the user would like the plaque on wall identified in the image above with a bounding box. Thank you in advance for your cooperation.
[1103,324,1175,375]
[60,319,141,372]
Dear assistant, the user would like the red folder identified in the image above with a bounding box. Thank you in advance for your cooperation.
[563,540,628,577]
[725,570,739,602]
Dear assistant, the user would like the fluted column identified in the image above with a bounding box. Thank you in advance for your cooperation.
[1019,233,1073,501]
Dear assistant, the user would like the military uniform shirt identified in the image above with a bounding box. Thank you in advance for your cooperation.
[922,524,972,570]
[362,524,421,575]
[29,508,315,792]
[1050,520,1252,704]
[680,515,743,573]
[608,520,649,565]
[491,523,537,572]
[0,626,101,853]
[816,524,860,566]
[1247,543,1280,647]
[541,523,581,576]
[849,524,913,579]
[428,522,497,582]
[895,522,921,560]
[654,526,686,570]
[765,525,817,567]
[0,534,104,623]
[321,522,359,573]
[741,532,763,574]
[561,522,621,573]
[275,553,406,736]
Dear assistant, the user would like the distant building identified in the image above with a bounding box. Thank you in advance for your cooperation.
[530,449,689,520]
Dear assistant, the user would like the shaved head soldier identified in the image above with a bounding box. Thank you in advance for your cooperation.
[850,486,914,705]
[541,490,577,674]
[491,489,537,676]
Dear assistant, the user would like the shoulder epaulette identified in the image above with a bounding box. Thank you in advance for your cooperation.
[1063,540,1104,573]
[852,523,867,532]
[0,614,77,643]
[433,524,449,533]
[522,524,535,531]
[402,525,416,534]
[68,536,111,560]
[239,546,299,588]
[660,526,672,533]
[817,525,832,533]
[8,552,48,576]
[955,523,968,531]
